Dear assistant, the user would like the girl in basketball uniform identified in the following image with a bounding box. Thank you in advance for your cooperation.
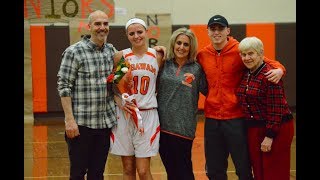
[109,18,164,180]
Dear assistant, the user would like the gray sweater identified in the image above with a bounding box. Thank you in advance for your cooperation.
[157,59,207,139]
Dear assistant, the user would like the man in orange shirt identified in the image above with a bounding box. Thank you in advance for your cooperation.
[197,15,286,180]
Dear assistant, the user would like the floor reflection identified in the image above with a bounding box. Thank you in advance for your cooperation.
[24,114,296,180]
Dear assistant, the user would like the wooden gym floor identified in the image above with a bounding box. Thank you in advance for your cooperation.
[24,113,296,180]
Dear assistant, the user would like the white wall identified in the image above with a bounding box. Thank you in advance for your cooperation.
[112,0,296,25]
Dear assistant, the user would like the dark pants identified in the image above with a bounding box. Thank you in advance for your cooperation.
[204,118,253,180]
[159,132,195,180]
[65,125,111,180]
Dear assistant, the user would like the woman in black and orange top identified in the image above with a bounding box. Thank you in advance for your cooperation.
[236,36,294,180]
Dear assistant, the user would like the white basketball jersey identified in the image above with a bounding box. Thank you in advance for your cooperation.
[122,48,159,109]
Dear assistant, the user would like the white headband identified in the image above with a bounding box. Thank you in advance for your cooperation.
[125,18,147,30]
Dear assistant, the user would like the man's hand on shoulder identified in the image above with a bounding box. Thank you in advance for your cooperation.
[264,68,283,84]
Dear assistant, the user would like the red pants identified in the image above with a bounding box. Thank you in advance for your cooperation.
[247,120,294,180]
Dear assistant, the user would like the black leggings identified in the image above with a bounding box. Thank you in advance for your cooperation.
[159,132,195,180]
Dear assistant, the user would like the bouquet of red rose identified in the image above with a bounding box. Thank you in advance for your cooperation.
[107,56,144,134]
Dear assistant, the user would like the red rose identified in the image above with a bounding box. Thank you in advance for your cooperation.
[107,74,115,83]
[185,76,193,83]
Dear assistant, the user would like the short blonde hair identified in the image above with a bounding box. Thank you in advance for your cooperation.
[167,27,198,62]
[238,36,264,55]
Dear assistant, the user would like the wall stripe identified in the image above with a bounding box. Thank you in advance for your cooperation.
[275,23,296,106]
[229,24,246,42]
[172,25,189,33]
[246,23,275,59]
[189,25,212,110]
[108,26,130,50]
[30,25,47,112]
[190,24,210,51]
[45,26,70,112]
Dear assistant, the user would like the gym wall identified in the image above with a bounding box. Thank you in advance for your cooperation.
[24,0,296,119]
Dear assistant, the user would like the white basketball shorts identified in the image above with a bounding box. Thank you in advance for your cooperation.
[109,106,160,158]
